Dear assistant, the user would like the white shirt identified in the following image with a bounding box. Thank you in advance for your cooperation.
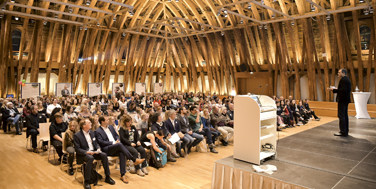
[83,130,94,151]
[46,104,61,114]
[101,126,116,144]
[169,118,176,129]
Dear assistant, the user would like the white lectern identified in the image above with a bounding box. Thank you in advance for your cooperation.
[234,95,277,165]
[352,92,371,119]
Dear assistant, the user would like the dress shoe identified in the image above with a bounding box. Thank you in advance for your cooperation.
[167,157,176,162]
[220,139,228,146]
[208,143,216,148]
[68,167,74,176]
[334,132,348,137]
[133,158,145,166]
[137,169,145,177]
[187,147,191,154]
[277,127,282,131]
[120,175,129,184]
[33,148,39,153]
[172,153,180,158]
[105,176,115,185]
[97,173,103,180]
[84,181,91,189]
[179,151,186,158]
[142,167,149,175]
[210,148,218,154]
[315,118,321,121]
[16,131,22,135]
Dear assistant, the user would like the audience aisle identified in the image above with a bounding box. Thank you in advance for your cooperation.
[0,116,336,189]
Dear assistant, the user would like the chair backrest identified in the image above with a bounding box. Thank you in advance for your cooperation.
[39,123,51,141]
[17,108,23,114]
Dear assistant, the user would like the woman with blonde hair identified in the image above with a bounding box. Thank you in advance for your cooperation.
[63,120,79,175]
[119,115,148,176]
[78,105,91,118]
[89,114,100,131]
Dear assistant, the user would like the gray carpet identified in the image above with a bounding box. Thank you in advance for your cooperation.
[216,117,376,189]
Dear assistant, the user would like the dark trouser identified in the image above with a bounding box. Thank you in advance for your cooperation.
[310,110,318,119]
[338,102,349,135]
[66,146,75,167]
[102,143,134,176]
[293,112,301,124]
[52,140,64,159]
[174,140,182,154]
[125,145,147,169]
[280,115,290,125]
[28,129,39,148]
[83,152,110,181]
[299,111,310,121]
[180,134,190,150]
[195,127,213,145]
[210,130,221,142]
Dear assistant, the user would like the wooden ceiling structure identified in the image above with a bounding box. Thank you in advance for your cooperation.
[0,0,375,102]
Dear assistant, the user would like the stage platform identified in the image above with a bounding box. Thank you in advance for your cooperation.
[212,117,376,189]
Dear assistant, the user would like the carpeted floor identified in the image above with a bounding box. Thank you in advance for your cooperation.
[217,117,376,189]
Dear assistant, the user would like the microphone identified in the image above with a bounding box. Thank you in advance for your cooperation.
[251,85,262,94]
[258,84,269,105]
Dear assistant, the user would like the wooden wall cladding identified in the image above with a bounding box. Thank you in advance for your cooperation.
[0,1,376,104]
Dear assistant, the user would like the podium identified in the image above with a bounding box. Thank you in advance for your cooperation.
[234,95,277,165]
[352,92,371,119]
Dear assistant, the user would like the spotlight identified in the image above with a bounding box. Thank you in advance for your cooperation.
[221,31,224,36]
[113,15,116,21]
[264,24,267,29]
[258,25,262,29]
[61,24,64,28]
[240,20,243,24]
[168,0,171,2]
[30,19,35,23]
[129,10,134,16]
[0,14,3,19]
[68,6,73,13]
[122,32,126,37]
[359,0,364,3]
[171,21,175,24]
[310,4,316,12]
[10,0,15,3]
[273,0,277,2]
[55,14,59,19]
[97,22,100,26]
[364,8,369,15]
[176,0,179,2]
[217,12,221,16]
[152,26,156,29]
[326,14,330,21]
[247,3,252,9]
[261,0,264,5]
[223,9,228,14]
[291,20,295,25]
[1,7,5,11]
[86,0,91,6]
[15,16,19,20]
[224,14,228,17]
[85,26,87,30]
[177,21,180,25]
[201,27,204,30]
[185,37,188,41]
[79,26,83,30]
[271,14,275,18]
[147,37,150,40]
[370,6,374,14]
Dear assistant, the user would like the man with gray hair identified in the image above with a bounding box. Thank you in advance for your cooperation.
[328,68,351,137]
[210,105,234,146]
[3,102,21,134]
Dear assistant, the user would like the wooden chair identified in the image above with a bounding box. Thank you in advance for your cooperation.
[38,123,50,155]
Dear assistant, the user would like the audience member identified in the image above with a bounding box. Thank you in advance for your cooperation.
[63,120,79,175]
[49,113,68,162]
[3,102,22,134]
[210,106,234,146]
[47,99,61,115]
[165,110,186,157]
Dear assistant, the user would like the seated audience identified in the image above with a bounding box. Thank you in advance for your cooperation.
[25,105,47,152]
[221,107,234,128]
[49,113,68,162]
[140,129,166,168]
[165,110,186,157]
[188,106,218,153]
[49,107,63,123]
[304,99,320,121]
[150,112,176,162]
[210,106,234,146]
[137,113,149,136]
[63,105,77,123]
[47,99,61,115]
[23,101,33,118]
[201,108,221,144]
[37,101,47,115]
[74,119,115,189]
[78,105,92,118]
[119,115,148,176]
[63,120,79,175]
[94,116,144,183]
[176,107,203,154]
[3,102,22,134]
[89,114,100,131]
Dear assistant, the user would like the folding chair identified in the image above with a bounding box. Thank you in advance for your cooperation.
[38,123,50,155]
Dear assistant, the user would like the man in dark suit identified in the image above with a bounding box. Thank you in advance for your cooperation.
[176,107,203,154]
[74,119,115,189]
[329,69,352,137]
[25,105,47,153]
[127,96,134,109]
[95,116,144,184]
[165,110,186,157]
[61,85,70,97]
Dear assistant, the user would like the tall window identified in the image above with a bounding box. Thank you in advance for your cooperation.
[11,30,21,51]
[359,25,371,50]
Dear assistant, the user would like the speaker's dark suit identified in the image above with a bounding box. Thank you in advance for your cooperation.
[74,130,110,181]
[333,76,351,135]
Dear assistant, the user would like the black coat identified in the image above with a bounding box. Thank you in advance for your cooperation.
[176,114,192,134]
[25,113,47,137]
[119,125,140,146]
[165,118,181,135]
[2,107,20,121]
[74,130,101,164]
[333,76,351,103]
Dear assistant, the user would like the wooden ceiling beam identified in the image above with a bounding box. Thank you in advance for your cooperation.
[43,0,113,14]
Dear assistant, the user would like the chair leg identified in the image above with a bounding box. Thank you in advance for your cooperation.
[75,164,84,184]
